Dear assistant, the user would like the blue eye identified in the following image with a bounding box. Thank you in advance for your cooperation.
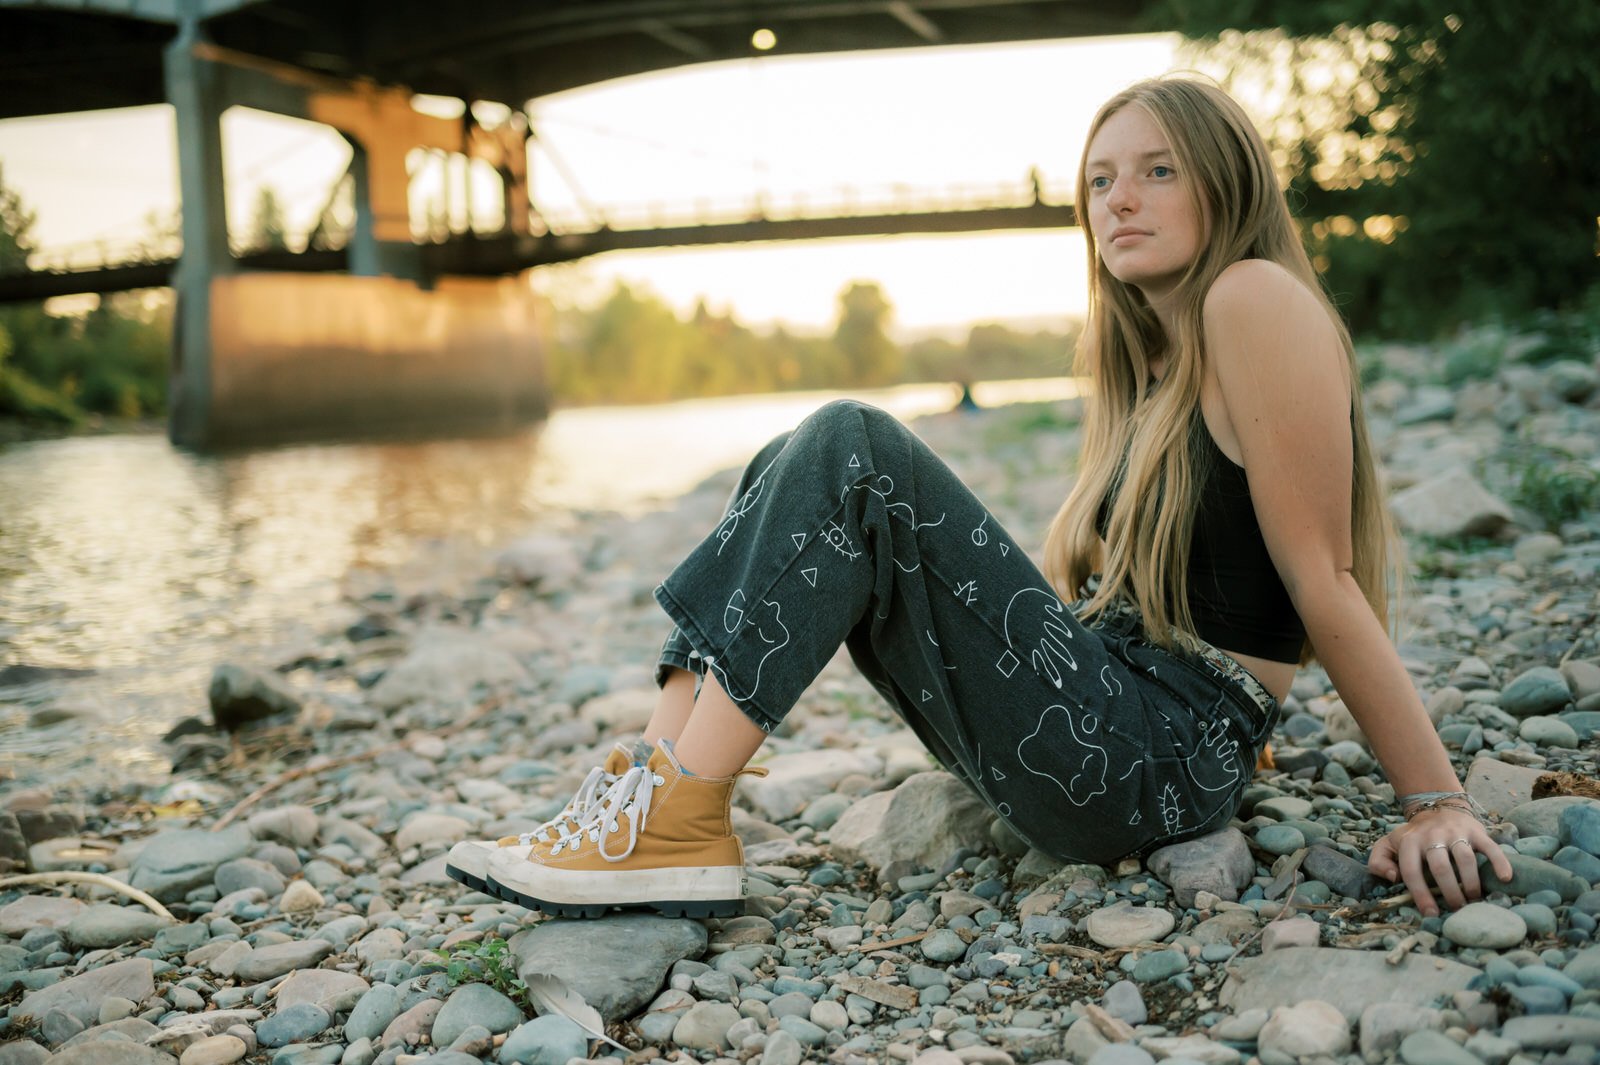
[1152,165,1174,178]
[1089,176,1110,190]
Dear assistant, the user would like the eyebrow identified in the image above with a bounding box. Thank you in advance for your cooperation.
[1085,149,1173,170]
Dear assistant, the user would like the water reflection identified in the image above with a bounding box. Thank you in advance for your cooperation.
[0,378,1081,782]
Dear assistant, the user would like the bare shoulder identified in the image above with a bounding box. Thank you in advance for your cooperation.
[1202,259,1342,378]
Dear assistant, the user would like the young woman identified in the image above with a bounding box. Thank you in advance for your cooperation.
[448,76,1512,920]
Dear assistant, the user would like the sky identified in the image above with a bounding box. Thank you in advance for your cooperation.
[0,31,1179,335]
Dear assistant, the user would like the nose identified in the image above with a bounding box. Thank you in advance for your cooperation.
[1105,175,1137,214]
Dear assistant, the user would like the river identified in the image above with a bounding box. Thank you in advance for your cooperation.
[0,377,1081,785]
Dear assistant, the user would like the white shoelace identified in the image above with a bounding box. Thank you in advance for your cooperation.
[548,764,665,862]
[515,766,615,846]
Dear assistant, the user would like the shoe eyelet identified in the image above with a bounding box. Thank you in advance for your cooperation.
[653,774,664,785]
[608,820,619,832]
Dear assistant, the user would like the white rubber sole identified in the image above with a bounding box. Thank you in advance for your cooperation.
[445,840,531,897]
[485,851,747,919]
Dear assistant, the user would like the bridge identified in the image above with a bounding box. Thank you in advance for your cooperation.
[0,0,1151,447]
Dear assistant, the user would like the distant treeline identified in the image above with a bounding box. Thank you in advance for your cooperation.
[546,280,1077,406]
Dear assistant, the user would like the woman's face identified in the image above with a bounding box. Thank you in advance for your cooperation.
[1084,105,1204,305]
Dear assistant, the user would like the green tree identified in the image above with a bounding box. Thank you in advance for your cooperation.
[833,281,900,386]
[0,162,36,273]
[1154,0,1600,336]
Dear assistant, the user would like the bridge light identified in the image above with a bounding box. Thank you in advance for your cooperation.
[751,28,777,51]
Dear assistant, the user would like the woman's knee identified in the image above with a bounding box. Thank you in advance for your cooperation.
[800,399,903,442]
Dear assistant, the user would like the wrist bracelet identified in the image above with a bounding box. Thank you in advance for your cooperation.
[1398,790,1492,824]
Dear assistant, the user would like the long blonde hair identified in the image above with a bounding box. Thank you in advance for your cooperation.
[1042,77,1394,663]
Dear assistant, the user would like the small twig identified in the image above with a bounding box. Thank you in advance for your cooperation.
[859,930,929,951]
[1038,943,1106,961]
[212,695,503,830]
[1385,931,1422,965]
[1083,1003,1136,1042]
[0,872,175,921]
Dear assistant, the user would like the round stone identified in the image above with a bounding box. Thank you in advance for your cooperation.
[1519,717,1579,748]
[179,1035,248,1065]
[1255,824,1307,856]
[919,928,967,963]
[673,1001,742,1051]
[1500,667,1572,717]
[1443,902,1527,949]
[1086,905,1175,949]
[255,1003,331,1048]
[498,1015,588,1065]
[431,983,524,1046]
[1398,1029,1484,1065]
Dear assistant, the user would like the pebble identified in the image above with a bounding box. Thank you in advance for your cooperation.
[498,1015,588,1065]
[256,1003,331,1048]
[1085,905,1175,948]
[1443,903,1529,949]
[179,1035,248,1065]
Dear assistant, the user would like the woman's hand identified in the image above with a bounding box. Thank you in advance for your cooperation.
[1367,808,1515,916]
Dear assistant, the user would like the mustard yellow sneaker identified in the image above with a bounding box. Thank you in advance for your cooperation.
[486,739,768,919]
[446,740,641,896]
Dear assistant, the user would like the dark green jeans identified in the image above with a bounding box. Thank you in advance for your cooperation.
[654,400,1278,864]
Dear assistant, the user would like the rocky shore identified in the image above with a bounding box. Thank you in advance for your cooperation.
[0,335,1598,1065]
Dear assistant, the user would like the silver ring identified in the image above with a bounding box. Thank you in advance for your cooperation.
[1426,842,1450,851]
[1450,838,1471,848]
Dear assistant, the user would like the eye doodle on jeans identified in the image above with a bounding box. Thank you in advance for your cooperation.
[1003,588,1078,688]
[724,589,746,633]
[1159,782,1183,834]
[1016,703,1109,807]
[821,519,862,561]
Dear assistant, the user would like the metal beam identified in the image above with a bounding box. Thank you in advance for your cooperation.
[887,2,943,42]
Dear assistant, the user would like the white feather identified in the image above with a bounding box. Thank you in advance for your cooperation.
[524,972,628,1052]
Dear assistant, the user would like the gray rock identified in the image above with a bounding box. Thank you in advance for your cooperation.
[255,1003,330,1048]
[1220,947,1477,1022]
[368,627,529,711]
[0,1040,49,1065]
[213,857,286,897]
[1389,469,1512,539]
[1464,757,1547,819]
[344,984,401,1043]
[1085,904,1173,948]
[672,1001,741,1051]
[46,1046,176,1065]
[430,983,523,1046]
[1560,802,1600,856]
[153,922,209,956]
[1441,902,1526,948]
[63,905,168,949]
[379,999,441,1050]
[19,958,154,1028]
[1359,1003,1444,1057]
[230,940,334,983]
[509,913,706,1022]
[737,749,883,822]
[1479,850,1589,900]
[1499,1014,1600,1050]
[1302,845,1378,899]
[1146,828,1254,906]
[1500,667,1573,717]
[0,894,83,936]
[245,806,320,849]
[1518,715,1579,747]
[1399,1030,1486,1065]
[919,929,967,963]
[828,771,993,873]
[1089,1045,1156,1065]
[763,1030,804,1065]
[209,663,302,730]
[274,970,368,1011]
[498,1015,588,1065]
[1257,999,1351,1058]
[129,827,254,903]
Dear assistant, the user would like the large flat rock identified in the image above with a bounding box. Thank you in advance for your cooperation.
[1219,947,1477,1022]
[510,913,706,1023]
[19,958,155,1027]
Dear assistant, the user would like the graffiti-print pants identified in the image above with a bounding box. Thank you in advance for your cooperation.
[653,400,1279,864]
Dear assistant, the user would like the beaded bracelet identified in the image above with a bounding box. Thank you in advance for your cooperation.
[1398,790,1493,824]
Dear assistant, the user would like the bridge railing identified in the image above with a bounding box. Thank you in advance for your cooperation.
[2,175,1075,281]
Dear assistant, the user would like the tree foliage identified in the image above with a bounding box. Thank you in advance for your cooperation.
[1154,0,1600,336]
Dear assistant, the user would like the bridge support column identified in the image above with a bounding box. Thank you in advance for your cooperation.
[163,16,233,448]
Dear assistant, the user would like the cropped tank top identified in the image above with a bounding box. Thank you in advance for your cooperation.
[1096,414,1306,663]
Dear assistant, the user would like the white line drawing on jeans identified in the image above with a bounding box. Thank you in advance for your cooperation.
[714,467,770,555]
[849,453,861,468]
[991,765,1007,781]
[791,533,807,551]
[801,567,819,587]
[894,556,922,573]
[706,596,791,703]
[1100,665,1123,697]
[997,802,1012,817]
[971,515,990,547]
[821,519,862,561]
[850,473,946,531]
[954,580,978,605]
[996,650,1020,678]
[724,589,746,633]
[1003,588,1078,688]
[1184,714,1244,793]
[1016,702,1109,807]
[1159,782,1183,834]
[1128,808,1143,826]
[1116,758,1141,782]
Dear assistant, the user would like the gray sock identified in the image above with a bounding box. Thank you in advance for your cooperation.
[631,737,656,766]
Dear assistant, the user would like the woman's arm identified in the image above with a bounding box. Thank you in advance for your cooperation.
[1202,259,1512,914]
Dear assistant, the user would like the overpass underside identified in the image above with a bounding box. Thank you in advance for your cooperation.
[0,0,1144,450]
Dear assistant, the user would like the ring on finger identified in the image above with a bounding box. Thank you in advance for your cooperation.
[1426,842,1449,851]
[1449,838,1471,848]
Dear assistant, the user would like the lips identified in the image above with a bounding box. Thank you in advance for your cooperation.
[1108,227,1151,245]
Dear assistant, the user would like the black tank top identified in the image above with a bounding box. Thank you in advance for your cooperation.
[1096,415,1306,663]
